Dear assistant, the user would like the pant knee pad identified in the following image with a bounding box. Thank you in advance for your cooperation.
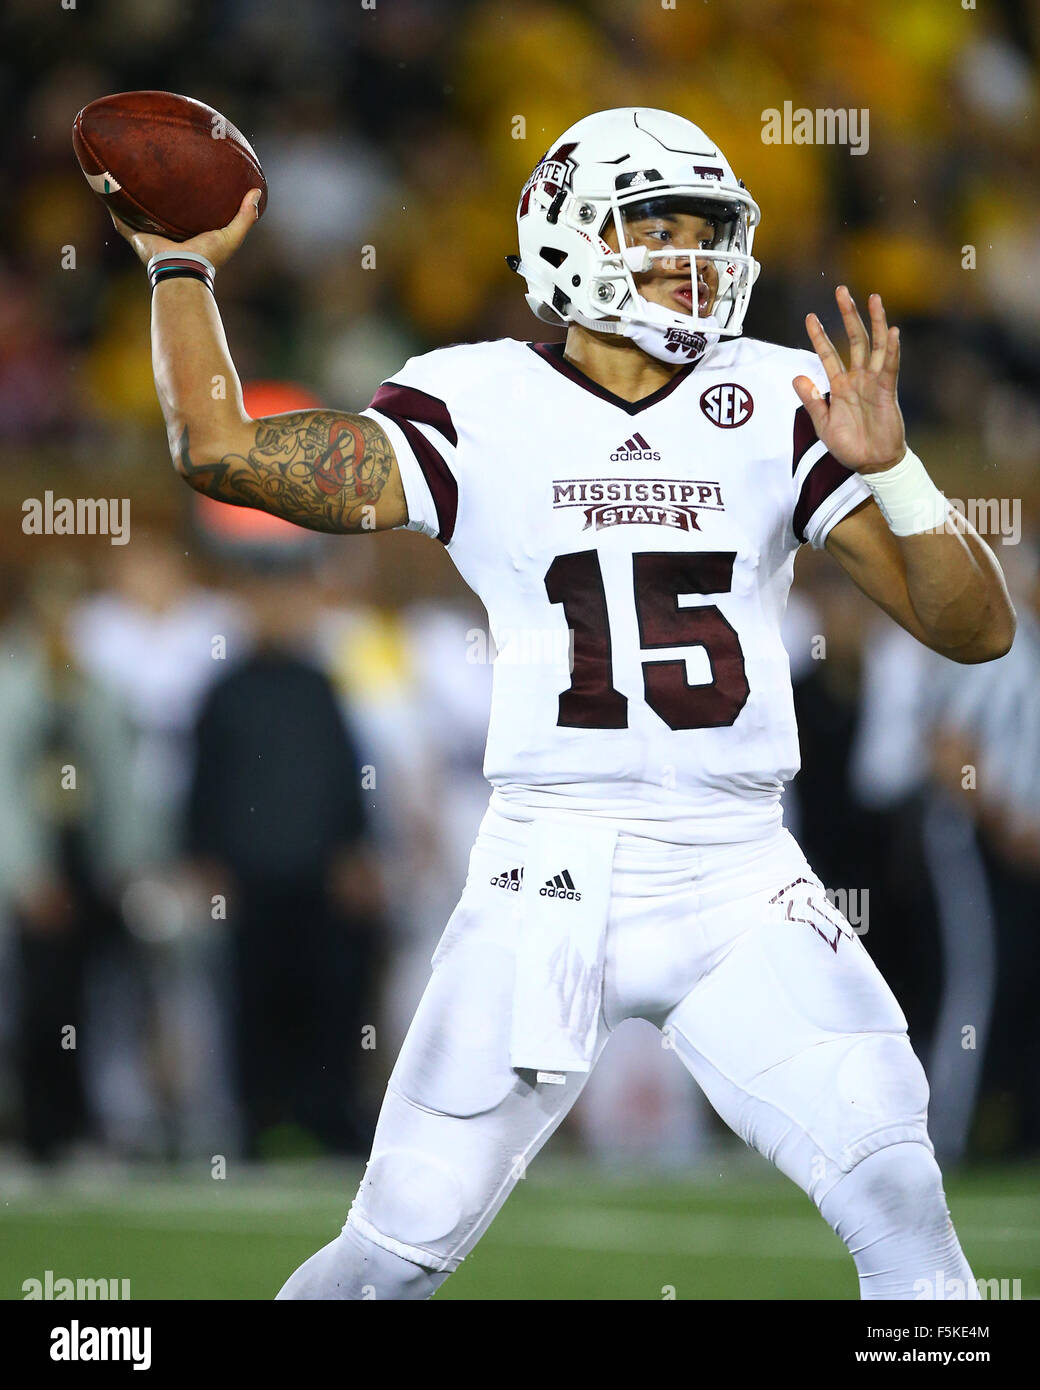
[353,1147,466,1259]
[834,1035,930,1145]
[773,1032,932,1189]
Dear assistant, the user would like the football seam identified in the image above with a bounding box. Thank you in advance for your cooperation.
[85,107,265,178]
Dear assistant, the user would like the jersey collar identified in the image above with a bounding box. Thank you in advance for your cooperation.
[528,342,697,417]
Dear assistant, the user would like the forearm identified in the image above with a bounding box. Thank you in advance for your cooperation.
[899,512,1015,662]
[827,495,1015,665]
[151,276,249,460]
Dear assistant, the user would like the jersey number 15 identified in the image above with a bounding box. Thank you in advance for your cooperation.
[544,549,750,731]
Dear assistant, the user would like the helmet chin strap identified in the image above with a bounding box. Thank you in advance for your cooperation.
[571,298,721,367]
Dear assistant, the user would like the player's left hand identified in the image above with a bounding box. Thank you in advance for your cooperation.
[793,285,906,473]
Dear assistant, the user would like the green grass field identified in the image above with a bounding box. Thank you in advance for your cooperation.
[3,1154,1038,1300]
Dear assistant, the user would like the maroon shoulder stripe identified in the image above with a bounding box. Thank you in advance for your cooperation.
[792,394,830,474]
[368,382,459,543]
[793,451,857,542]
[370,383,458,446]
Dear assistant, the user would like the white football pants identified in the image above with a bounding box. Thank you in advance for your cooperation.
[278,805,976,1299]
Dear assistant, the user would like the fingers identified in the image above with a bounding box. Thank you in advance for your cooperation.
[792,374,829,432]
[880,324,900,393]
[108,210,152,259]
[108,210,171,265]
[836,284,870,369]
[810,288,901,390]
[860,288,900,388]
[206,189,263,266]
[867,292,891,372]
[805,311,845,382]
[108,209,134,242]
[222,188,263,244]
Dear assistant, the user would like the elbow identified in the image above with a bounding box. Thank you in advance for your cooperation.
[941,603,1017,664]
[167,421,225,492]
[970,627,1016,664]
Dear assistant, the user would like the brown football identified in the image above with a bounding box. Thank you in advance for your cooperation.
[73,90,268,241]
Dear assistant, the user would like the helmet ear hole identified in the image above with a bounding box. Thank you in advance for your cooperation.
[539,247,567,267]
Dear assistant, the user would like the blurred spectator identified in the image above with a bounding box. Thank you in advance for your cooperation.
[70,534,246,1156]
[0,562,140,1160]
[318,584,454,1056]
[73,533,245,864]
[926,544,1040,1156]
[185,567,384,1157]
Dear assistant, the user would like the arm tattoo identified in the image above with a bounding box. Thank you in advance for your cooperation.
[177,411,394,534]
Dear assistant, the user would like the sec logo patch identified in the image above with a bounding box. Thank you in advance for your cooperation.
[700,383,754,428]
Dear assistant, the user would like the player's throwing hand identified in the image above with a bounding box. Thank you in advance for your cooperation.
[793,285,906,474]
[108,187,263,270]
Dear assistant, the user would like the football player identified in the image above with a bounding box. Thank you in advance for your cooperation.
[113,108,1015,1300]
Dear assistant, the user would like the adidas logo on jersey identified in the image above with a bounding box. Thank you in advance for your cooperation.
[610,432,660,463]
[539,870,581,901]
[490,867,524,891]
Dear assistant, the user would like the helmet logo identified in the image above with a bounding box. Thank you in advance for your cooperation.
[532,159,571,190]
[519,141,578,217]
[699,383,754,428]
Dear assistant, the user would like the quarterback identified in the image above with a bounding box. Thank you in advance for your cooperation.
[114,109,1014,1299]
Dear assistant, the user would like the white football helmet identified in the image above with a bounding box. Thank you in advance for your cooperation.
[512,108,761,365]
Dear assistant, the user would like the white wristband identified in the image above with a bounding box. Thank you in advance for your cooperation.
[862,447,949,536]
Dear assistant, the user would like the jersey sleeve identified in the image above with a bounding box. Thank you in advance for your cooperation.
[360,359,462,543]
[790,359,872,549]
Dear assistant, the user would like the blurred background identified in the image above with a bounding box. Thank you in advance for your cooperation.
[0,0,1038,1298]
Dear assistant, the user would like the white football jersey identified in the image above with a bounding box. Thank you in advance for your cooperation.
[363,336,870,842]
